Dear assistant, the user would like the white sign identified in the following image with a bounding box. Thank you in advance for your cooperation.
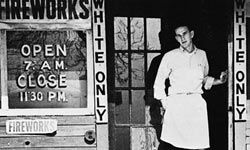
[6,119,57,134]
[0,0,91,30]
[234,0,246,121]
[92,0,108,123]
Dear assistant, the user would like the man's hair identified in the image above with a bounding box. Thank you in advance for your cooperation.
[172,19,195,33]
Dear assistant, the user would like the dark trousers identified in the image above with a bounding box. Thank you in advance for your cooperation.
[158,141,186,150]
[158,141,209,150]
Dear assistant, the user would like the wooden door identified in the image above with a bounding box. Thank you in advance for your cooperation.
[108,17,162,150]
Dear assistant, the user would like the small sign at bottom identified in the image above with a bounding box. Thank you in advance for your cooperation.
[6,119,57,134]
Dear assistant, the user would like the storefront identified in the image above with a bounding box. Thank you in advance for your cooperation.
[0,0,108,149]
[0,0,250,149]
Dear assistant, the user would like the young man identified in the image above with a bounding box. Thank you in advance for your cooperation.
[153,24,227,150]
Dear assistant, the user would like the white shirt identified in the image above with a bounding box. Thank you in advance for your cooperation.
[153,46,214,100]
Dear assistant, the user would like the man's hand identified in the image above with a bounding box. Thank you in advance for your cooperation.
[219,70,228,84]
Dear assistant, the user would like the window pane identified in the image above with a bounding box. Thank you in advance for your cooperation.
[131,53,144,87]
[131,127,146,149]
[147,127,160,149]
[147,18,161,50]
[131,90,145,124]
[114,17,128,50]
[115,127,130,150]
[7,31,87,108]
[115,90,130,124]
[130,17,144,50]
[115,53,129,87]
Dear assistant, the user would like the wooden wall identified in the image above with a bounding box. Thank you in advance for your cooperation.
[0,116,96,149]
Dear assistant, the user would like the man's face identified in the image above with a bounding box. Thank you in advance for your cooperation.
[175,26,194,49]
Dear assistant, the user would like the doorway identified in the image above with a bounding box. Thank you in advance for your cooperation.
[106,0,231,149]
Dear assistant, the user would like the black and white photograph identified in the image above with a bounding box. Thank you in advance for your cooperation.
[0,0,248,149]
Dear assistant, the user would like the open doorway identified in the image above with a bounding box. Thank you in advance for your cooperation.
[106,0,232,149]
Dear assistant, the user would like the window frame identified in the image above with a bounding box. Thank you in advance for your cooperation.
[0,29,95,116]
[112,17,161,125]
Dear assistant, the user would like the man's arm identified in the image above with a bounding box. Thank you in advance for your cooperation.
[202,51,228,90]
[153,53,171,100]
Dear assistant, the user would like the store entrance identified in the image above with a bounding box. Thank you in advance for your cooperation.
[106,0,231,149]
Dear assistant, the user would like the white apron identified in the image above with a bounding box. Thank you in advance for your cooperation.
[161,94,209,149]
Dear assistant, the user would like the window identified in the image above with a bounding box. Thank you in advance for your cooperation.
[113,17,161,124]
[0,30,94,116]
[112,17,161,149]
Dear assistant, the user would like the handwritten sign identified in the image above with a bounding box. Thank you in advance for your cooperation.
[6,119,57,134]
[17,44,67,102]
[7,31,88,109]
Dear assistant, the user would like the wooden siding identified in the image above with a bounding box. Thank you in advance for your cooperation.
[0,116,96,149]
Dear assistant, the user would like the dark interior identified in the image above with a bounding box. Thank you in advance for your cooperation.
[106,0,233,149]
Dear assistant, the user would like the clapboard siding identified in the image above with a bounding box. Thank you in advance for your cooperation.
[0,125,94,137]
[0,137,96,148]
[0,116,96,149]
[7,148,96,150]
[0,116,95,126]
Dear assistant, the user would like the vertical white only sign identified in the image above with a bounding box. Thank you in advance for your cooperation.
[92,0,108,123]
[234,0,246,121]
